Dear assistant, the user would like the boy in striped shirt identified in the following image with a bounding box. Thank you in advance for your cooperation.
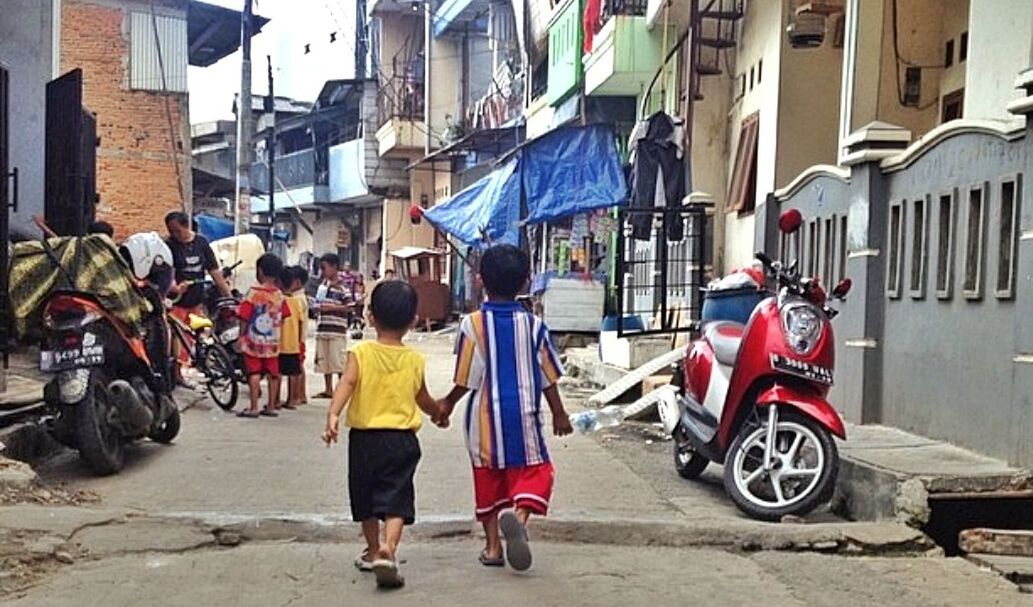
[436,244,573,571]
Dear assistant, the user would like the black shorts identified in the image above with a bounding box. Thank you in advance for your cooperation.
[278,354,302,377]
[348,429,421,524]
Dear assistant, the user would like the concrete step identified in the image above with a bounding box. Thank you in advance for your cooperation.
[966,553,1033,586]
[833,424,1033,525]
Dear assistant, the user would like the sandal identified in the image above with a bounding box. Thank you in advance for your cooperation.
[236,410,260,419]
[282,403,298,410]
[259,408,279,418]
[372,559,405,589]
[478,550,505,567]
[354,550,375,572]
[500,512,532,572]
[314,391,334,399]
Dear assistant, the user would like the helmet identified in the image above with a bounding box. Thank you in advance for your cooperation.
[120,232,174,280]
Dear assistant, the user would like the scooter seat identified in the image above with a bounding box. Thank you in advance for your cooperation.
[188,314,214,331]
[704,321,744,366]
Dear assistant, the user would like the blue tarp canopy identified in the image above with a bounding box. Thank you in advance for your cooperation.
[195,214,235,241]
[424,124,627,249]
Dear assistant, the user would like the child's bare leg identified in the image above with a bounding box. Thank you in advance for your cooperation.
[362,518,380,559]
[515,506,532,525]
[247,375,261,412]
[481,515,503,559]
[323,374,334,395]
[268,375,282,410]
[375,517,405,561]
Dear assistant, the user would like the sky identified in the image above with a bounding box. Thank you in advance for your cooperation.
[188,0,358,123]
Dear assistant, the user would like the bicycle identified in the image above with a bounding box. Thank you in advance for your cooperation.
[167,300,239,411]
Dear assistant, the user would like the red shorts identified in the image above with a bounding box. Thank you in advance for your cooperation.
[244,355,280,378]
[473,463,554,521]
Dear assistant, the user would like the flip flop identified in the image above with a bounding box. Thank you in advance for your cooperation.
[371,559,405,589]
[282,403,297,410]
[499,512,532,572]
[259,408,279,418]
[314,392,333,399]
[478,550,505,567]
[236,410,260,419]
[354,550,375,572]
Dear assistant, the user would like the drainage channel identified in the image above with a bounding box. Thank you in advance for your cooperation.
[922,492,1033,557]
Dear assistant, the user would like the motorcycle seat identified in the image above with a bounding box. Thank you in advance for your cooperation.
[704,321,744,366]
[188,314,214,331]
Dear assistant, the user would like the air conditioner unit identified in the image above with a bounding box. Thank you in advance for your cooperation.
[786,13,826,48]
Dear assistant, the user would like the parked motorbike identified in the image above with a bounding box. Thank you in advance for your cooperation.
[39,234,181,475]
[657,210,852,521]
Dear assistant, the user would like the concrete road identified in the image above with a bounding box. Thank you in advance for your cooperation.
[2,334,1030,605]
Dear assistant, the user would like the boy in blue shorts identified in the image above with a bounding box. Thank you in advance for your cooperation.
[435,244,573,571]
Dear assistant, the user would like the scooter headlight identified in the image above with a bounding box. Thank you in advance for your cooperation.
[781,303,823,355]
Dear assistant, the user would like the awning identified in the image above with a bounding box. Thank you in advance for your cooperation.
[423,124,627,249]
[188,2,270,68]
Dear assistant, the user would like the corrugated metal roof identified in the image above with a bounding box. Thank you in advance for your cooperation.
[130,11,188,93]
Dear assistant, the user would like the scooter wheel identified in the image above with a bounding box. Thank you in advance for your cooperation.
[673,425,709,480]
[723,410,839,522]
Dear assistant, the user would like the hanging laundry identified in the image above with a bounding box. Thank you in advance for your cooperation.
[628,112,687,241]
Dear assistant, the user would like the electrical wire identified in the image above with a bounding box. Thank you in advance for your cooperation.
[890,0,945,111]
[150,1,188,212]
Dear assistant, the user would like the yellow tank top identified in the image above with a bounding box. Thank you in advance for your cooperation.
[346,341,425,431]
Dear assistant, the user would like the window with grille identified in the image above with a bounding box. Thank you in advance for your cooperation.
[909,197,928,298]
[935,190,956,299]
[886,202,904,298]
[995,175,1022,298]
[838,215,848,282]
[962,183,987,299]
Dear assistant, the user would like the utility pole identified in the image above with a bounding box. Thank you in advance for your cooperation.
[266,55,275,250]
[424,2,432,156]
[234,0,253,235]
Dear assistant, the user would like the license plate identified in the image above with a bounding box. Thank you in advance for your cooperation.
[220,325,240,344]
[40,344,105,373]
[770,354,833,385]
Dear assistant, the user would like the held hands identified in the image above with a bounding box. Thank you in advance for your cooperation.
[431,400,452,429]
[552,411,573,437]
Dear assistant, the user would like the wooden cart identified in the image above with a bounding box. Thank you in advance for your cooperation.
[390,247,450,327]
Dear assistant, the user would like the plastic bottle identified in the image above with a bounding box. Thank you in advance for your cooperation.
[570,405,626,434]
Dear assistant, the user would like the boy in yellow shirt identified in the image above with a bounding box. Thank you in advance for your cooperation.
[279,266,309,410]
[322,280,440,590]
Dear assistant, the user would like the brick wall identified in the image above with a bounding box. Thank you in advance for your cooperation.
[61,0,191,239]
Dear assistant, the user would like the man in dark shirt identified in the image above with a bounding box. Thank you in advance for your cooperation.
[164,211,231,387]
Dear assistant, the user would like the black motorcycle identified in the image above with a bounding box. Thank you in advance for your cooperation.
[40,287,180,475]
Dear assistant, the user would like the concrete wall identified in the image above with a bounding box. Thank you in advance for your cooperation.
[965,0,1033,123]
[768,118,1033,466]
[874,0,942,136]
[938,0,967,107]
[723,0,782,271]
[62,0,191,239]
[775,18,843,188]
[0,0,56,237]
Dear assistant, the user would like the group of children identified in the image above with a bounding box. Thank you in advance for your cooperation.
[321,244,573,590]
[236,253,310,418]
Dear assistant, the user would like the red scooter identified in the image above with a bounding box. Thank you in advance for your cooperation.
[657,210,851,521]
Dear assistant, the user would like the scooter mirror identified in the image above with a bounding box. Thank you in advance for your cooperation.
[832,278,852,300]
[778,209,803,234]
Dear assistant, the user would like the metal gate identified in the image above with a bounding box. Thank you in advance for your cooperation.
[616,205,708,336]
[1,65,10,383]
[45,69,96,236]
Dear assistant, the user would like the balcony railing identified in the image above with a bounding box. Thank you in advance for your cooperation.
[468,62,526,131]
[251,148,318,195]
[378,73,425,125]
[593,0,648,35]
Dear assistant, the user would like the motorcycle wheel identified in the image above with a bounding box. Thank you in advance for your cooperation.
[149,406,181,444]
[202,344,239,411]
[723,409,838,522]
[76,373,125,476]
[673,426,709,480]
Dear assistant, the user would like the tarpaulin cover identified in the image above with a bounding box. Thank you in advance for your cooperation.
[522,124,627,224]
[423,157,522,248]
[8,236,153,338]
[195,214,235,242]
[424,124,626,249]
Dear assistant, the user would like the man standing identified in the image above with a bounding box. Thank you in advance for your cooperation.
[314,253,352,398]
[164,211,231,387]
